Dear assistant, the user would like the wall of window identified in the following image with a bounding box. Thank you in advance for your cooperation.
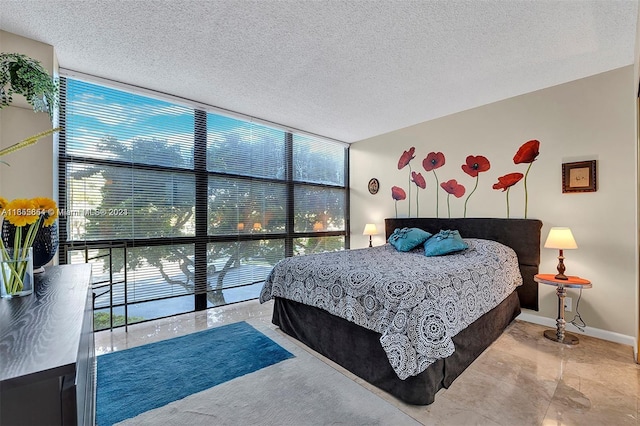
[59,76,349,330]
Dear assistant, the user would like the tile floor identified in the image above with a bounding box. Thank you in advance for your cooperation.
[95,300,640,425]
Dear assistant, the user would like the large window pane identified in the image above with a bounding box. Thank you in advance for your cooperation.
[294,185,346,232]
[207,114,286,179]
[66,163,195,240]
[67,246,128,331]
[206,239,284,308]
[126,244,195,299]
[64,78,194,169]
[294,236,345,256]
[208,176,286,235]
[293,135,346,185]
[67,244,195,327]
[61,75,349,328]
[103,244,196,323]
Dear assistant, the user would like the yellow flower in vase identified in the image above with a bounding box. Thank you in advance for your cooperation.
[0,197,58,297]
[33,197,59,226]
[4,198,40,227]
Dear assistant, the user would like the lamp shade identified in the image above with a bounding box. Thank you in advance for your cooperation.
[362,223,378,236]
[544,227,577,250]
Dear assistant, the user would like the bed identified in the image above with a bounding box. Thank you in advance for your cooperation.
[260,218,542,405]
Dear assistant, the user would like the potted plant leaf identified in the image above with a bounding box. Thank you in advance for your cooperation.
[0,52,60,161]
[0,52,58,119]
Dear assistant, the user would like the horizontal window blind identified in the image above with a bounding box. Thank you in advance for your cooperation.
[208,176,287,235]
[64,80,194,168]
[293,134,345,186]
[294,236,345,256]
[65,162,195,240]
[59,75,349,328]
[294,185,346,233]
[207,113,286,179]
[206,240,285,290]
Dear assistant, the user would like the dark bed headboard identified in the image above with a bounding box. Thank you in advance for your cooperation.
[385,218,542,311]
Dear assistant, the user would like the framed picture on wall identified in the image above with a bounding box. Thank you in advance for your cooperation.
[562,160,597,193]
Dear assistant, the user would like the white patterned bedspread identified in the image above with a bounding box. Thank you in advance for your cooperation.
[259,239,522,379]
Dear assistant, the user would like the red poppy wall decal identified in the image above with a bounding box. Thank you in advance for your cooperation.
[397,147,416,217]
[513,139,540,218]
[440,179,465,218]
[397,147,415,169]
[411,172,426,189]
[513,140,540,164]
[492,172,523,218]
[422,152,445,218]
[391,185,407,218]
[411,171,426,216]
[461,155,490,218]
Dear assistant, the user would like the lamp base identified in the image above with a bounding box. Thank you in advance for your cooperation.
[555,251,568,281]
[544,329,579,345]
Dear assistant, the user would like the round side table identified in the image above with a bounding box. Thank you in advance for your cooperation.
[534,273,591,345]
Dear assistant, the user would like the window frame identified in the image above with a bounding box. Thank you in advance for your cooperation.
[57,75,350,324]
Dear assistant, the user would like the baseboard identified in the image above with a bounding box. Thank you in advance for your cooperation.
[517,312,637,358]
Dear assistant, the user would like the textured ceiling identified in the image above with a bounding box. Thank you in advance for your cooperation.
[0,0,638,143]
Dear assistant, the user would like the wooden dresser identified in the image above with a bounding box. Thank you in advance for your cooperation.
[0,264,94,425]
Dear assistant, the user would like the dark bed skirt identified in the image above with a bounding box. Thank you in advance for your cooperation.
[272,291,521,405]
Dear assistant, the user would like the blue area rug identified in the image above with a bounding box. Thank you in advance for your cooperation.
[96,321,294,425]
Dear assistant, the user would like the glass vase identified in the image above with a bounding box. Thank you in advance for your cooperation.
[0,247,34,298]
[2,221,59,271]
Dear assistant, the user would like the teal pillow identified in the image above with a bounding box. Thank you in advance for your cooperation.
[423,229,468,257]
[388,227,432,252]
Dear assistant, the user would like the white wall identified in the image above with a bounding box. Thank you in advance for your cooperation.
[0,31,57,200]
[350,66,638,344]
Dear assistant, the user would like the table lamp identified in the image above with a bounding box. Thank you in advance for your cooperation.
[362,223,378,247]
[543,227,578,280]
